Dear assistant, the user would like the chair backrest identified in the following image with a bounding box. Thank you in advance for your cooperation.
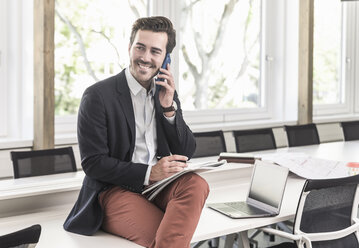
[284,124,320,147]
[192,131,227,158]
[233,128,276,153]
[10,146,77,178]
[0,224,41,248]
[341,120,359,141]
[293,175,359,248]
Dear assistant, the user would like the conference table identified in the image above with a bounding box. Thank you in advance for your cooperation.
[0,141,358,248]
[263,140,359,162]
[192,140,359,248]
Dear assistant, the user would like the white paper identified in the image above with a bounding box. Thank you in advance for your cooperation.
[142,160,226,201]
[260,152,350,179]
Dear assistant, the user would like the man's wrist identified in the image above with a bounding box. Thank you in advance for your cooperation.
[161,101,177,113]
[164,111,175,118]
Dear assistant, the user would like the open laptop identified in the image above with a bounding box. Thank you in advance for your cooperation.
[207,160,289,219]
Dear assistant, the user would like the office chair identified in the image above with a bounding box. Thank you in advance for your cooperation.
[10,146,77,178]
[192,131,227,158]
[233,128,276,153]
[261,174,359,248]
[341,120,359,141]
[284,124,320,147]
[0,224,42,248]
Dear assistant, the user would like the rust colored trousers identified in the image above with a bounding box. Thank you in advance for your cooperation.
[99,172,210,248]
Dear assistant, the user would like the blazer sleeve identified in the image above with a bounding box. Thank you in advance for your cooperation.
[77,87,147,193]
[157,91,196,158]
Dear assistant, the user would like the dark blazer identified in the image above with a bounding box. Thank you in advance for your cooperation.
[63,70,196,235]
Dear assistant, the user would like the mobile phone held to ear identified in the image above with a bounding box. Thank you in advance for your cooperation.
[156,53,171,82]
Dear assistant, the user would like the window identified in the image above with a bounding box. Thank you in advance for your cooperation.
[178,0,297,126]
[313,0,359,118]
[55,0,149,134]
[179,0,262,110]
[0,0,33,140]
[0,0,7,137]
[4,0,359,145]
[178,0,267,124]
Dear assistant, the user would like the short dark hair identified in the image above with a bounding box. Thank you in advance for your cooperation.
[130,16,176,53]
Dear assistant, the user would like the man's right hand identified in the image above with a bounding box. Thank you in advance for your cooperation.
[150,155,188,182]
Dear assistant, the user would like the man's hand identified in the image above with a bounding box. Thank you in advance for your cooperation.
[150,155,188,182]
[156,63,175,116]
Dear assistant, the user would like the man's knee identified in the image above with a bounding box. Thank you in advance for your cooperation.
[182,173,210,198]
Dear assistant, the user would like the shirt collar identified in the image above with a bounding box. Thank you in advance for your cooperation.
[125,67,156,97]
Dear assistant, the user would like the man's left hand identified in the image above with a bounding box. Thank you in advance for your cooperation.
[156,63,175,116]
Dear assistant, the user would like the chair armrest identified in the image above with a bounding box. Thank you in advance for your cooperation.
[305,222,359,242]
[259,227,301,241]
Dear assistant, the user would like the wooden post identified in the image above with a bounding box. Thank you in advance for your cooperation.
[33,0,55,149]
[298,0,314,124]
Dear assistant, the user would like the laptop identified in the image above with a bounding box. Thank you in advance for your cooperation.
[207,160,289,219]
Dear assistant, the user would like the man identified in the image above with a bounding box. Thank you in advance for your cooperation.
[63,16,210,248]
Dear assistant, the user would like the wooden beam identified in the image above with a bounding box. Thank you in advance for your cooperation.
[33,0,55,149]
[298,0,314,124]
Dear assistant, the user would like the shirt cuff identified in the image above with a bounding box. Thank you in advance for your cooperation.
[163,112,176,124]
[143,165,153,186]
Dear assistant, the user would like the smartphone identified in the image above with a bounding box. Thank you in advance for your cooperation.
[156,53,171,82]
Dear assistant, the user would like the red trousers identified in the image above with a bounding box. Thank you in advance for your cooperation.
[99,172,210,248]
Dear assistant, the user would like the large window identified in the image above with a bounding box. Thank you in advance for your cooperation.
[313,0,342,105]
[0,0,33,141]
[313,0,359,118]
[2,0,359,144]
[179,0,262,111]
[178,0,295,125]
[54,0,148,133]
[0,0,7,137]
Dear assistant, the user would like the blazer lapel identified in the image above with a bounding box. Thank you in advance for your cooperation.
[116,71,136,147]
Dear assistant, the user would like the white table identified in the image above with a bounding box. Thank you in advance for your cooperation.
[0,165,305,248]
[194,140,359,247]
[3,141,357,247]
[264,140,359,162]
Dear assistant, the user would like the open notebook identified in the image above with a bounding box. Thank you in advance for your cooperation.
[207,160,289,219]
[143,160,226,201]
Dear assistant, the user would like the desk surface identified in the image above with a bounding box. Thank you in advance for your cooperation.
[266,140,359,162]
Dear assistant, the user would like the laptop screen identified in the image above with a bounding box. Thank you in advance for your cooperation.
[248,161,289,208]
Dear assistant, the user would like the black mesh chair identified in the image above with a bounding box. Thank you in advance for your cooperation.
[10,147,77,178]
[0,224,41,248]
[284,124,320,147]
[233,128,276,153]
[262,174,359,248]
[192,131,227,158]
[341,120,359,141]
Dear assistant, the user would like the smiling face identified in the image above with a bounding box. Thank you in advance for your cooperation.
[128,29,168,90]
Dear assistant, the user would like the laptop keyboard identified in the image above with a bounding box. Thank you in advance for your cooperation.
[224,202,268,215]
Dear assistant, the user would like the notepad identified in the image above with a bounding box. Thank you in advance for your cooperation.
[218,152,261,164]
[142,160,226,201]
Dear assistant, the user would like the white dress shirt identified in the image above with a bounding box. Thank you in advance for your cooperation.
[125,68,175,185]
